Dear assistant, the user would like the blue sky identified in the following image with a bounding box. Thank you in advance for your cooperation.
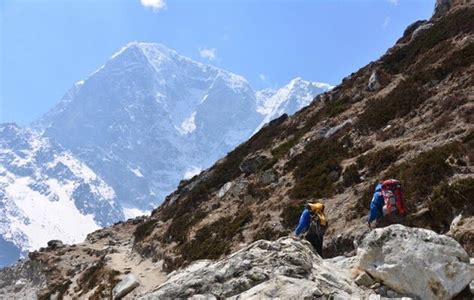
[0,0,434,125]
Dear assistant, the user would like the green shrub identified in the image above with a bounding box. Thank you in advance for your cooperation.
[342,164,361,187]
[163,209,206,244]
[179,208,253,262]
[428,178,474,231]
[356,76,428,132]
[289,137,347,199]
[356,146,402,176]
[324,96,350,118]
[271,136,300,160]
[133,219,159,242]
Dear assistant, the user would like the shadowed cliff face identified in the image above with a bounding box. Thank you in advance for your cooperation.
[1,2,473,299]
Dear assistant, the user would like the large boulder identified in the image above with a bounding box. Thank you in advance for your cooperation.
[357,225,474,300]
[141,237,365,299]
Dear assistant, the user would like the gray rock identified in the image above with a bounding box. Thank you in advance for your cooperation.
[113,274,140,299]
[47,240,64,249]
[411,23,434,41]
[325,255,359,270]
[260,169,277,185]
[354,271,374,287]
[470,280,474,295]
[217,182,233,198]
[357,225,474,300]
[324,119,352,138]
[140,237,364,299]
[239,154,271,175]
[228,179,248,197]
[368,71,381,91]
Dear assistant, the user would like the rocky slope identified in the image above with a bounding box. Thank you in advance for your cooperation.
[36,42,331,212]
[0,123,122,267]
[1,0,473,298]
[134,0,474,269]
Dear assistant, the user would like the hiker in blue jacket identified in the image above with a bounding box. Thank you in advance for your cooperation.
[368,183,384,229]
[294,202,327,257]
[368,181,406,228]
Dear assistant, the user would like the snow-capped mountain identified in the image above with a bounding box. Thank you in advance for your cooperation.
[0,123,123,266]
[256,78,333,131]
[36,42,332,213]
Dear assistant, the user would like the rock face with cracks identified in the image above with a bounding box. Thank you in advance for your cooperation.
[357,225,474,300]
[140,237,366,299]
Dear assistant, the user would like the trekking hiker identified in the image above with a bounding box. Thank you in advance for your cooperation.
[368,179,407,229]
[294,202,328,257]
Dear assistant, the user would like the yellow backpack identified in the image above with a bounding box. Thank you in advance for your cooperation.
[307,202,328,226]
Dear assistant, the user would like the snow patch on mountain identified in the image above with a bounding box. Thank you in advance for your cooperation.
[256,77,333,131]
[0,123,123,267]
[178,112,197,135]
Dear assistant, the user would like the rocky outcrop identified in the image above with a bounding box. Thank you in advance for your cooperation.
[368,71,382,91]
[47,240,64,249]
[113,274,140,299]
[141,237,366,299]
[410,23,434,40]
[239,154,271,175]
[357,225,474,300]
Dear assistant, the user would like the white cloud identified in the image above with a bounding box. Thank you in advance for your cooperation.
[199,47,217,61]
[140,0,166,12]
[383,16,391,27]
[388,0,399,6]
[259,74,267,81]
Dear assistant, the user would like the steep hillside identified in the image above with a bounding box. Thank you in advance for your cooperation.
[1,1,473,298]
[137,2,474,269]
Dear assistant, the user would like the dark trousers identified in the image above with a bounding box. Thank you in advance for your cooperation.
[306,232,324,258]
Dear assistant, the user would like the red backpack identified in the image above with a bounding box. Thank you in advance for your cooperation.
[381,179,407,216]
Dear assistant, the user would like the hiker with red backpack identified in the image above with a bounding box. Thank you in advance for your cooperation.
[368,179,407,229]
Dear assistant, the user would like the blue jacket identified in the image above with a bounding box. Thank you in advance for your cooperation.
[368,183,384,223]
[294,208,311,236]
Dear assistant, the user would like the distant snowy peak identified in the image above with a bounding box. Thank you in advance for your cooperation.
[0,123,123,264]
[110,42,250,89]
[256,78,333,130]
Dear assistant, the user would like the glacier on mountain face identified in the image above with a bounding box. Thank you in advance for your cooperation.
[0,123,123,267]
